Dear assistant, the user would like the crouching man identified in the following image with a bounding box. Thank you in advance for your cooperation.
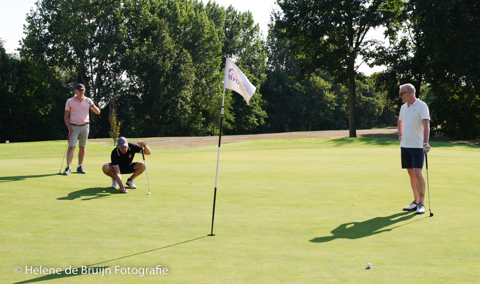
[102,137,151,193]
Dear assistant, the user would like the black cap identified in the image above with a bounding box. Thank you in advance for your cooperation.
[75,83,85,90]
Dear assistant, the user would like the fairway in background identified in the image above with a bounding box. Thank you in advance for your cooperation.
[0,137,479,283]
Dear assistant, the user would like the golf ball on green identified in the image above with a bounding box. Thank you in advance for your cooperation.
[366,263,372,269]
[147,192,150,195]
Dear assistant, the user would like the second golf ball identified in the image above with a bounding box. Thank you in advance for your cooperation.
[366,263,372,269]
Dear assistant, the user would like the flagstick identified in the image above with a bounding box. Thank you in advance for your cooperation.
[209,88,226,236]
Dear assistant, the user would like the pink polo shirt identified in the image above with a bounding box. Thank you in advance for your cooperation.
[65,96,90,125]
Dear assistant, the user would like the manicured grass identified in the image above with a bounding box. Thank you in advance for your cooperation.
[0,137,479,283]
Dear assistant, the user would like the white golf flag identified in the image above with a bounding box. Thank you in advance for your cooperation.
[223,58,256,104]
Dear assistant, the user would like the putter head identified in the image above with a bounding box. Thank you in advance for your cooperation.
[429,210,434,217]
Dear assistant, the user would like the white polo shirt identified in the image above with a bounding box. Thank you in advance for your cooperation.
[399,99,430,148]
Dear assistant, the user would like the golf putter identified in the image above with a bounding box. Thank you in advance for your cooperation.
[58,131,72,174]
[425,153,434,217]
[142,148,151,195]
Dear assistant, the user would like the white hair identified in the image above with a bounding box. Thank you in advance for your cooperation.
[399,83,416,97]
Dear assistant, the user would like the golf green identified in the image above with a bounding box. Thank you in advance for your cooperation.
[1,136,479,283]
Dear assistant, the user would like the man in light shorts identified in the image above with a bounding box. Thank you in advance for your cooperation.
[63,83,101,175]
[397,83,431,214]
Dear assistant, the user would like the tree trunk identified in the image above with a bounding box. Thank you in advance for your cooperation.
[348,61,357,138]
[414,80,422,99]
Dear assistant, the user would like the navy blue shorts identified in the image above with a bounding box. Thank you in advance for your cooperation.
[401,148,424,169]
[111,162,137,174]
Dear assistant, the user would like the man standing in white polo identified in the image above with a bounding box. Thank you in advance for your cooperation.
[63,83,101,175]
[397,83,431,214]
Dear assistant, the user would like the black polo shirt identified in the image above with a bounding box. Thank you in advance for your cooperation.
[111,143,142,167]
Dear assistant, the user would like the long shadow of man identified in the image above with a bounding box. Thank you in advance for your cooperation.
[0,174,58,183]
[57,187,119,201]
[311,212,418,243]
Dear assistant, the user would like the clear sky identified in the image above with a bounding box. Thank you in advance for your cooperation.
[0,0,38,54]
[0,0,383,74]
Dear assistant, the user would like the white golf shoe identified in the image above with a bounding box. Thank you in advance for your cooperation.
[416,202,425,214]
[126,178,137,189]
[403,201,418,211]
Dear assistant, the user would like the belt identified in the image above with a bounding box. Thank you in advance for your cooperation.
[71,123,89,126]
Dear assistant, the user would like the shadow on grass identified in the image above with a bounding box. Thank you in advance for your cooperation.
[0,174,58,183]
[360,133,398,140]
[310,212,423,243]
[328,137,480,148]
[328,137,398,147]
[13,236,207,284]
[57,187,119,201]
[87,236,208,265]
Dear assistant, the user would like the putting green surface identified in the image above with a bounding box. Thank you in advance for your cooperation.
[1,136,479,283]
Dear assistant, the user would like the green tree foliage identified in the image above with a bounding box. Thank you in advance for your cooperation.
[0,42,18,142]
[364,0,430,117]
[430,83,480,139]
[6,0,411,142]
[261,27,394,133]
[355,76,387,129]
[370,0,480,139]
[18,0,267,139]
[124,0,198,136]
[275,0,403,137]
[370,72,399,128]
[419,0,480,139]
[0,42,67,142]
[221,6,267,134]
[261,30,347,132]
[22,0,130,137]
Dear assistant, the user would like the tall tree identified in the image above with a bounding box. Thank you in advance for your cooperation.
[221,6,268,134]
[123,0,198,136]
[364,0,431,112]
[368,0,480,139]
[17,0,269,139]
[176,0,223,135]
[355,75,387,129]
[417,0,480,139]
[204,1,230,135]
[22,0,130,136]
[261,28,347,132]
[0,42,68,142]
[275,0,402,137]
[0,42,19,142]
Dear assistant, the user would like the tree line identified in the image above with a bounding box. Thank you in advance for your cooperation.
[1,0,479,143]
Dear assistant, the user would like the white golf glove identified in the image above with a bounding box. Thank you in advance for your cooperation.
[423,142,431,154]
[85,98,95,107]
